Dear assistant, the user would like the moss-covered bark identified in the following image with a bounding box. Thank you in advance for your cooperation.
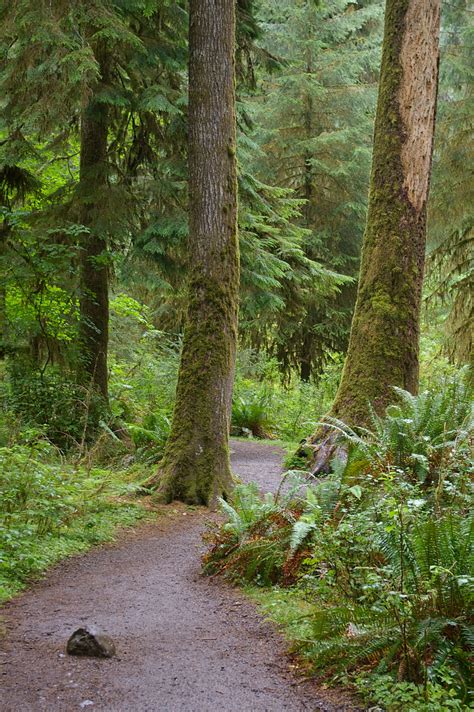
[318,0,440,428]
[77,46,110,402]
[155,0,239,506]
[0,223,8,359]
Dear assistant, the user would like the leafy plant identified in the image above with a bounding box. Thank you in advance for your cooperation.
[232,392,274,438]
[5,363,107,450]
[203,482,304,585]
[205,384,473,705]
[321,375,473,485]
[299,514,473,695]
[128,412,171,463]
[0,443,148,602]
[219,483,279,538]
[356,673,469,711]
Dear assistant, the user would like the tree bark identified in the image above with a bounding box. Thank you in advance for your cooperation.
[0,223,9,359]
[77,46,110,402]
[300,357,311,383]
[155,0,239,505]
[319,0,440,428]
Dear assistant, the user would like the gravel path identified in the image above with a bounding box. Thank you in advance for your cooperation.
[0,440,358,712]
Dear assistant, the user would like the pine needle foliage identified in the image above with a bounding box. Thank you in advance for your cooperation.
[0,1,188,369]
[244,0,383,379]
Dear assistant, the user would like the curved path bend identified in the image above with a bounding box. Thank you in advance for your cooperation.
[0,440,358,712]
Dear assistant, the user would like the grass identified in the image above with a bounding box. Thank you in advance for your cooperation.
[0,444,154,604]
[230,435,300,450]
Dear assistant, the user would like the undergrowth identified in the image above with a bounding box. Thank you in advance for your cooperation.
[204,377,474,709]
[0,441,152,603]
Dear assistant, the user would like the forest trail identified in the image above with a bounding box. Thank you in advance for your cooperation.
[0,441,358,712]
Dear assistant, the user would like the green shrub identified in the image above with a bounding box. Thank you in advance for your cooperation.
[203,479,306,585]
[231,392,274,437]
[356,673,469,711]
[0,443,148,602]
[297,513,473,694]
[5,363,106,450]
[321,375,473,485]
[230,348,343,443]
[205,385,474,706]
[128,412,171,463]
[108,298,180,427]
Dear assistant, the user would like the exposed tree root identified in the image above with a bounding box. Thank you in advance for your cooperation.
[299,425,348,476]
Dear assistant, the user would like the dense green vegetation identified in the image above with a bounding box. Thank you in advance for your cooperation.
[205,373,473,709]
[0,441,150,603]
[0,0,472,709]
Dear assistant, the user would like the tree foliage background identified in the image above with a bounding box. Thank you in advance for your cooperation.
[0,1,472,705]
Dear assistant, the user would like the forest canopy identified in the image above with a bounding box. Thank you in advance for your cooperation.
[0,1,472,710]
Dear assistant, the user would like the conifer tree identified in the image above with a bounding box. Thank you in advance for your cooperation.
[77,44,111,400]
[0,1,187,401]
[155,0,239,505]
[316,0,441,432]
[248,0,383,380]
[427,0,473,367]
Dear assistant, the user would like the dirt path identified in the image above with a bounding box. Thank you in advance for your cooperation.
[0,441,357,712]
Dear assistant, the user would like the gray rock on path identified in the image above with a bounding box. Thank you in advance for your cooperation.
[66,628,116,658]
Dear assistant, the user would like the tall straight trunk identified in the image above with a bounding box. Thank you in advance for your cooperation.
[0,223,9,359]
[156,0,239,505]
[300,49,314,383]
[0,285,7,359]
[78,47,110,402]
[300,356,311,383]
[325,0,440,426]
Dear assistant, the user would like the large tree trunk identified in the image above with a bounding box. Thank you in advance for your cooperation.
[155,0,239,505]
[77,47,110,402]
[320,0,440,429]
[0,224,9,359]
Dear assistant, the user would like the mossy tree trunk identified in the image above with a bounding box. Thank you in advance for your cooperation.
[316,0,440,431]
[156,0,239,505]
[77,46,110,403]
[0,284,7,360]
[300,48,314,384]
[0,223,9,359]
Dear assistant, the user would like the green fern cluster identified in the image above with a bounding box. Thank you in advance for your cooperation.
[322,375,473,485]
[300,515,473,695]
[128,412,171,464]
[203,482,302,585]
[205,384,473,704]
[231,393,274,438]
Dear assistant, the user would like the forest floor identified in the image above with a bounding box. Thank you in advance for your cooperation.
[0,440,361,712]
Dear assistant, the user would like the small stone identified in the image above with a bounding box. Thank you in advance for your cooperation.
[66,628,116,658]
